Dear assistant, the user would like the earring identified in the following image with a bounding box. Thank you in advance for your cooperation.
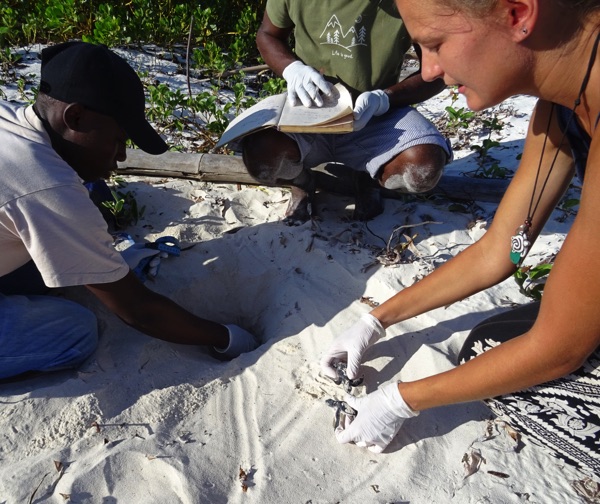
[522,27,528,34]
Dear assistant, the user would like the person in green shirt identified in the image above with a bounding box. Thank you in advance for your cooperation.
[241,0,452,224]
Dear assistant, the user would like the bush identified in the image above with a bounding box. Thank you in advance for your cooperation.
[0,0,265,69]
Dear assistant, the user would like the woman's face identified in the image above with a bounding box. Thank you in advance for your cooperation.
[396,0,521,111]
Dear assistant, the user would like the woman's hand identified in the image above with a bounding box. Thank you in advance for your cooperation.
[335,382,419,453]
[320,313,385,380]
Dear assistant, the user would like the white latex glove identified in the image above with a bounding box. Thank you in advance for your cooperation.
[320,313,385,381]
[336,381,418,453]
[120,244,168,281]
[282,60,334,107]
[214,324,259,359]
[353,90,390,131]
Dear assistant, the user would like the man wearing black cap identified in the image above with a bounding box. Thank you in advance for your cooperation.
[0,42,257,380]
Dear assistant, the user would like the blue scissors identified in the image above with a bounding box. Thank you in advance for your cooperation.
[135,236,181,281]
[144,235,181,257]
[114,234,182,281]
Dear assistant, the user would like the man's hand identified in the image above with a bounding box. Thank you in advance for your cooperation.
[335,382,418,453]
[353,90,390,131]
[214,324,259,359]
[120,243,168,281]
[320,313,385,380]
[282,60,334,107]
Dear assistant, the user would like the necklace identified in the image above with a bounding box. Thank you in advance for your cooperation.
[510,30,600,265]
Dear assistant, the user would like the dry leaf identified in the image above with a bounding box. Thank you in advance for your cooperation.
[360,296,379,308]
[462,449,486,479]
[402,233,420,256]
[239,465,253,492]
[503,423,521,443]
[572,477,600,503]
[54,461,64,472]
[59,493,71,501]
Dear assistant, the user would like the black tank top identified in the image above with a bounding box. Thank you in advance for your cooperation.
[556,104,598,181]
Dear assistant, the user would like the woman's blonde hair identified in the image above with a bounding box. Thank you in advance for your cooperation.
[441,0,599,21]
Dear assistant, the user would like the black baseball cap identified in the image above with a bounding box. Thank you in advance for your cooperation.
[40,41,168,155]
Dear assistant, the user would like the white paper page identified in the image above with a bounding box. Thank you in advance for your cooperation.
[278,83,352,128]
[215,93,286,148]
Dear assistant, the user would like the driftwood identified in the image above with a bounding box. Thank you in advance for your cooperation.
[116,148,509,203]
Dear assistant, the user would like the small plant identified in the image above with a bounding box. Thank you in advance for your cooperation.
[471,138,501,158]
[513,262,553,300]
[146,82,188,128]
[193,40,227,76]
[101,189,145,229]
[446,85,460,105]
[16,77,37,104]
[559,196,580,212]
[42,0,79,41]
[0,6,18,46]
[231,80,257,113]
[445,105,476,130]
[467,113,511,179]
[260,76,286,97]
[21,12,40,45]
[82,3,124,47]
[0,47,21,77]
[473,161,510,179]
[556,191,580,222]
[467,138,511,179]
[481,115,504,136]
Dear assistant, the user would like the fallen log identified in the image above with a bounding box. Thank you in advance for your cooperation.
[116,148,510,203]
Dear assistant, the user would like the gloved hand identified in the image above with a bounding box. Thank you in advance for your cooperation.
[353,90,390,131]
[320,313,385,381]
[282,60,334,107]
[120,243,168,281]
[214,324,259,359]
[336,381,418,453]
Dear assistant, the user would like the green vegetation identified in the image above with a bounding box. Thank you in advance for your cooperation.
[0,1,265,51]
[444,105,476,131]
[513,262,553,300]
[0,0,273,152]
[101,185,146,229]
[438,87,515,180]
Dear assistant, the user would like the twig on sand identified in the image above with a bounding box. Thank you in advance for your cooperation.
[28,461,67,503]
[28,472,49,504]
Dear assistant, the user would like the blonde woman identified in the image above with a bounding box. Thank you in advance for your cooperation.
[321,0,600,476]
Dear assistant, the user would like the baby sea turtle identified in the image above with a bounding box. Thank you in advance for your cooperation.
[329,361,363,393]
[325,399,358,430]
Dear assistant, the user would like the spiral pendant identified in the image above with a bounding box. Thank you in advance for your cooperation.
[510,224,531,265]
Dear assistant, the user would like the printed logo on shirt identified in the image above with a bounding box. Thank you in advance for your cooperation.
[319,15,367,59]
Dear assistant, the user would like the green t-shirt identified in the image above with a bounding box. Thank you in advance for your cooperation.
[266,0,412,98]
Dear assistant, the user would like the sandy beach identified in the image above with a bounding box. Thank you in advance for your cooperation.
[0,45,597,503]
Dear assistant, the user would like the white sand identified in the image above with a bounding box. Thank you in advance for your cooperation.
[1,46,597,503]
